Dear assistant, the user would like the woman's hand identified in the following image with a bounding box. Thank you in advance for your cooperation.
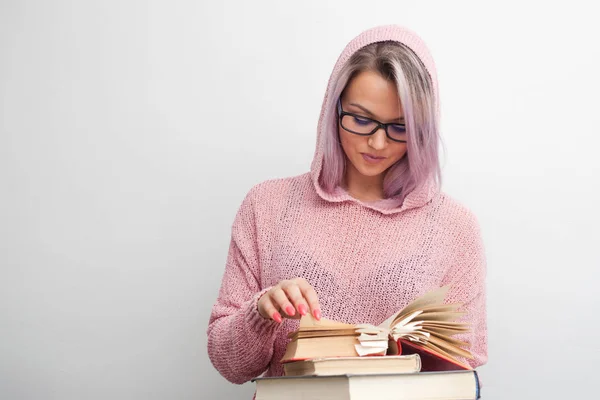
[257,278,321,323]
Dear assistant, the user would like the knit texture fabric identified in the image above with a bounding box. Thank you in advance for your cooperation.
[207,25,487,385]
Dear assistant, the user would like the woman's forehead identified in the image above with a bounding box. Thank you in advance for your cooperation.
[343,71,403,119]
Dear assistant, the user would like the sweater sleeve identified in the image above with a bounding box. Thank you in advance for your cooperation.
[206,188,281,384]
[442,210,488,368]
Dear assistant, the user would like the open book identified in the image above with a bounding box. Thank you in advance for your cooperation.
[281,286,474,370]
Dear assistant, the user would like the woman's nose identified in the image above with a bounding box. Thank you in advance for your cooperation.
[367,127,387,150]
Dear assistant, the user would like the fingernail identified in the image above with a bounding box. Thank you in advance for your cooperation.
[313,309,321,320]
[273,312,282,323]
[298,304,307,316]
[285,305,295,316]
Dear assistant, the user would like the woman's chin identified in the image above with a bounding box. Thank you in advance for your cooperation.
[355,164,387,178]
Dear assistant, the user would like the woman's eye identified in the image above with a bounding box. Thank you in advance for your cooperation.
[353,116,372,126]
[390,124,406,134]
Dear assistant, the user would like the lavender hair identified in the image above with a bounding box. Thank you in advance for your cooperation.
[320,41,441,202]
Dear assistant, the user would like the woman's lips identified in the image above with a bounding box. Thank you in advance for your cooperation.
[361,153,386,164]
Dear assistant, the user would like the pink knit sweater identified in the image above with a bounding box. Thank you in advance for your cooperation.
[207,25,487,385]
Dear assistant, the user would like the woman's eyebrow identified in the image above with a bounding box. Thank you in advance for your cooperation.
[349,102,404,122]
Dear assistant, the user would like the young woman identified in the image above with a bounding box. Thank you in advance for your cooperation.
[207,25,487,384]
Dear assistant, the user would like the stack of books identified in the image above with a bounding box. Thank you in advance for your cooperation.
[253,370,480,400]
[253,287,481,400]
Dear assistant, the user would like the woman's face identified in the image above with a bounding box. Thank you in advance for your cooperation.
[338,70,407,181]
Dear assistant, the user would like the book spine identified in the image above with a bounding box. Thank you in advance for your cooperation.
[474,369,480,399]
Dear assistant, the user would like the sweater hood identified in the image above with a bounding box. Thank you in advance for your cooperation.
[310,25,440,215]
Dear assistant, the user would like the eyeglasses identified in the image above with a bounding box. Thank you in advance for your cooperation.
[337,100,407,143]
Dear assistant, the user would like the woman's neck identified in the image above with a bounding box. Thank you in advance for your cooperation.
[343,163,385,202]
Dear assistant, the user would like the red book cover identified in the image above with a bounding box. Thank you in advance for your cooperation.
[397,338,471,371]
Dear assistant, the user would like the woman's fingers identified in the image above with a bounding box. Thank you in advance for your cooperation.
[258,278,322,322]
[282,281,308,316]
[258,293,283,323]
[270,288,296,317]
[297,279,321,320]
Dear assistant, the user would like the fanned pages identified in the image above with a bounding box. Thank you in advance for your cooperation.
[282,286,474,370]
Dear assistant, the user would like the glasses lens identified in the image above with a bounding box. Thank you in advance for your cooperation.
[341,114,377,134]
[388,124,407,142]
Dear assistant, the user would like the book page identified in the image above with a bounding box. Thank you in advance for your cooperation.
[298,313,355,329]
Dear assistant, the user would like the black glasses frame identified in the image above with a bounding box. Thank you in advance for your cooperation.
[337,100,407,143]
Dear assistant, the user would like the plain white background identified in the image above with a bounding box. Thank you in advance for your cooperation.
[1,1,599,399]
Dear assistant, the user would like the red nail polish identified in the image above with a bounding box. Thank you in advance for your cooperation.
[285,305,295,316]
[298,304,307,316]
[273,312,282,323]
[313,309,321,320]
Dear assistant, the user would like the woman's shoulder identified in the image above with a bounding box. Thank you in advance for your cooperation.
[240,173,312,211]
[431,191,482,231]
[245,173,312,200]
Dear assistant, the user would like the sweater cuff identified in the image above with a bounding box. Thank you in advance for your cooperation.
[244,286,281,332]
